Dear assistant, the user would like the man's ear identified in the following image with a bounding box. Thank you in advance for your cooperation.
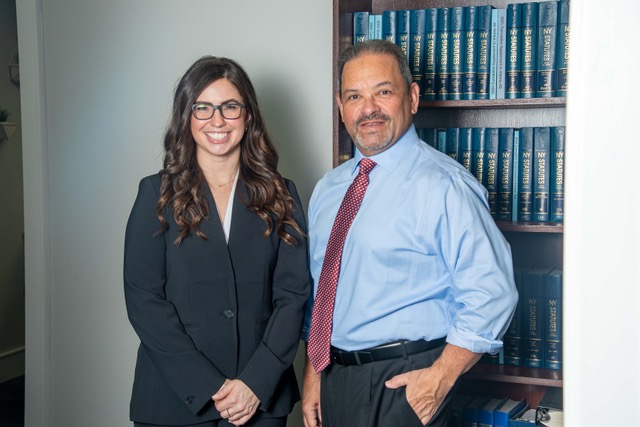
[336,93,345,122]
[409,82,420,114]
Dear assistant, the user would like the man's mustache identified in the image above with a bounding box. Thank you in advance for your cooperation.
[356,113,390,126]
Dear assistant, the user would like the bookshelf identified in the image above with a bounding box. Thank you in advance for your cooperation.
[332,0,564,410]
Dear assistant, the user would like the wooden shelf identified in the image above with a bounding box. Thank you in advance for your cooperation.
[496,221,564,234]
[419,97,566,110]
[465,363,563,388]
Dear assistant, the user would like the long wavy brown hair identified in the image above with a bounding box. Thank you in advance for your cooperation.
[156,56,304,245]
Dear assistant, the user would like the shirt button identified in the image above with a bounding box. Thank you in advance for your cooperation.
[223,310,235,319]
[186,395,195,405]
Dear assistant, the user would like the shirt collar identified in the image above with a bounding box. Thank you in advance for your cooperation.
[352,124,419,174]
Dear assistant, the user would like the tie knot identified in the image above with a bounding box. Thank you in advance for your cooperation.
[359,158,377,176]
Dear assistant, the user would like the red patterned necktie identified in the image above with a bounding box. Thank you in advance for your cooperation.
[307,158,377,373]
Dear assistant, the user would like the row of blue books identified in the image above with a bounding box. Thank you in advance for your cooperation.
[450,395,534,427]
[354,0,570,100]
[483,267,563,370]
[417,126,565,224]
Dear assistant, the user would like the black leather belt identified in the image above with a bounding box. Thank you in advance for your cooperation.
[330,337,446,366]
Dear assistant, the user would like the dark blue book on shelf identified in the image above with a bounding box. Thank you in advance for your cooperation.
[495,398,526,427]
[533,127,550,222]
[511,129,520,221]
[437,128,447,154]
[506,4,522,99]
[459,127,473,171]
[523,268,549,368]
[420,127,438,149]
[436,7,451,100]
[504,268,524,366]
[410,9,427,96]
[550,126,565,223]
[498,128,515,221]
[544,268,563,370]
[485,128,500,217]
[423,8,438,100]
[556,0,570,97]
[449,7,465,100]
[451,394,474,427]
[536,1,558,97]
[520,2,538,98]
[353,11,369,44]
[479,398,508,427]
[446,127,461,162]
[517,127,534,222]
[396,9,411,60]
[463,6,478,100]
[510,406,537,426]
[472,127,487,186]
[463,396,489,427]
[382,10,397,43]
[476,5,493,99]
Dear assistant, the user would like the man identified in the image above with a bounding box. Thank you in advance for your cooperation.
[302,39,518,427]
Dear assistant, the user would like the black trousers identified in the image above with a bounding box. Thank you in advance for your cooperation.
[134,416,286,427]
[320,344,456,427]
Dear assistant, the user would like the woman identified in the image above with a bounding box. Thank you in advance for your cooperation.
[124,56,310,427]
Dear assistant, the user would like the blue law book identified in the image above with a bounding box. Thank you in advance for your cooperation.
[544,268,563,370]
[497,128,515,221]
[485,128,500,217]
[371,14,382,39]
[448,7,465,100]
[517,127,534,222]
[523,268,550,368]
[462,6,478,100]
[420,127,438,149]
[506,4,523,99]
[436,7,451,100]
[476,5,492,99]
[446,127,461,161]
[479,398,508,427]
[496,8,508,99]
[489,8,499,99]
[396,9,411,61]
[437,128,447,154]
[410,9,427,96]
[510,406,537,426]
[353,11,369,44]
[382,10,397,43]
[472,127,487,186]
[423,8,438,100]
[536,1,558,97]
[463,396,489,427]
[495,399,526,427]
[503,268,524,366]
[451,394,474,427]
[459,127,474,171]
[556,0,570,97]
[533,127,551,222]
[511,129,520,221]
[520,2,538,98]
[550,126,565,223]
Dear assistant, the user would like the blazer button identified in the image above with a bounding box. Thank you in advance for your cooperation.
[223,310,235,319]
[186,395,195,405]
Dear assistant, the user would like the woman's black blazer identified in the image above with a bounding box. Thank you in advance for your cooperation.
[124,174,310,425]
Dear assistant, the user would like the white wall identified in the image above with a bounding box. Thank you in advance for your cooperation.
[16,1,332,426]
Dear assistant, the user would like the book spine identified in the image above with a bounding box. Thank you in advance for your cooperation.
[374,14,382,39]
[496,9,508,99]
[520,2,538,98]
[423,8,438,100]
[523,269,545,368]
[489,9,498,99]
[536,1,558,97]
[476,6,492,100]
[353,11,370,44]
[421,127,438,149]
[517,127,533,222]
[436,7,451,100]
[511,129,520,222]
[506,4,522,99]
[368,14,376,40]
[503,269,523,366]
[498,128,515,221]
[437,128,447,154]
[446,127,460,161]
[472,127,487,186]
[449,7,465,100]
[382,10,397,44]
[410,9,427,97]
[533,127,550,222]
[463,6,478,100]
[556,0,570,97]
[550,126,565,223]
[544,269,563,370]
[396,10,411,60]
[485,128,500,217]
[459,128,473,171]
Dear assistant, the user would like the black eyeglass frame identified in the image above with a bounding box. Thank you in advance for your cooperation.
[191,102,246,120]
